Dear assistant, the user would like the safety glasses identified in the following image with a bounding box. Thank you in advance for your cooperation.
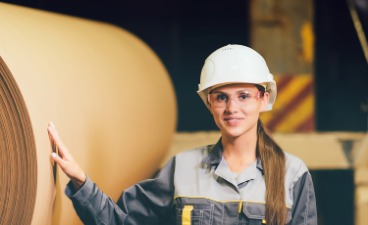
[207,90,263,108]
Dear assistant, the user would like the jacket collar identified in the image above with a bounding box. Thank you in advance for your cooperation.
[202,138,223,166]
[202,138,264,173]
[256,156,264,173]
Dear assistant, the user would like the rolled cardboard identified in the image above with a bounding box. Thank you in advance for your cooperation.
[0,3,176,225]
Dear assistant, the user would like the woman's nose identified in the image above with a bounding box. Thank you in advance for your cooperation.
[225,99,239,113]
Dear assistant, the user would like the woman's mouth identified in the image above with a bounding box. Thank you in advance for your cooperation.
[224,117,243,126]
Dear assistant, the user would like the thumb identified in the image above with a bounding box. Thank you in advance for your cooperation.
[51,152,65,168]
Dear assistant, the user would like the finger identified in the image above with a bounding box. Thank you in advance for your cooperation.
[47,123,67,152]
[51,152,67,169]
[52,152,86,183]
[47,122,62,143]
[47,124,65,158]
[47,126,59,157]
[47,123,72,160]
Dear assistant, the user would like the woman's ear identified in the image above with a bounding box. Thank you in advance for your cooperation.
[206,95,214,114]
[206,94,212,107]
[260,92,270,112]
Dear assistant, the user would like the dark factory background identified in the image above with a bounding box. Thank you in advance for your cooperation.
[3,0,368,132]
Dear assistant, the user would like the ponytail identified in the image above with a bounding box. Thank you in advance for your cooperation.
[257,119,286,225]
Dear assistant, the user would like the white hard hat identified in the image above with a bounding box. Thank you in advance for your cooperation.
[197,44,277,111]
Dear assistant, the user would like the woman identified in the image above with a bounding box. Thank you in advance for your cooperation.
[48,44,317,225]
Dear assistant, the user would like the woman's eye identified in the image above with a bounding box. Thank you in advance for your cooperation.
[239,94,250,100]
[216,94,228,101]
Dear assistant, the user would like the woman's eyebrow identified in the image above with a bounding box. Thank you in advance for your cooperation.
[236,89,253,93]
[211,90,226,94]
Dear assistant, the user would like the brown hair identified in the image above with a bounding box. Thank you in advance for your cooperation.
[257,119,286,225]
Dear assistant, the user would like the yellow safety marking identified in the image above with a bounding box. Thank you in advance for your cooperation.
[261,74,312,128]
[275,93,314,132]
[301,22,315,63]
[273,75,312,113]
[182,205,194,225]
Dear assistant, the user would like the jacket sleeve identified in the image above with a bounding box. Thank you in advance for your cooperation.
[290,171,318,225]
[65,157,176,225]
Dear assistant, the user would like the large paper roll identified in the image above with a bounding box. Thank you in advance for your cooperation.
[0,3,177,225]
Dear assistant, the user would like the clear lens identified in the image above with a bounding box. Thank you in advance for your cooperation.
[208,90,262,108]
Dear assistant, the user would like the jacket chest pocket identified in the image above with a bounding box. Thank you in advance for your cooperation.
[176,204,214,225]
[245,219,267,225]
[243,202,292,225]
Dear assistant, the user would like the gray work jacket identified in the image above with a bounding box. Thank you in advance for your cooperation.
[66,140,317,225]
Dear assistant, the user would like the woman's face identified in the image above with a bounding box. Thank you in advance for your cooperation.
[208,83,269,139]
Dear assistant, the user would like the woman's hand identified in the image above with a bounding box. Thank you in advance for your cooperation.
[48,122,86,190]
